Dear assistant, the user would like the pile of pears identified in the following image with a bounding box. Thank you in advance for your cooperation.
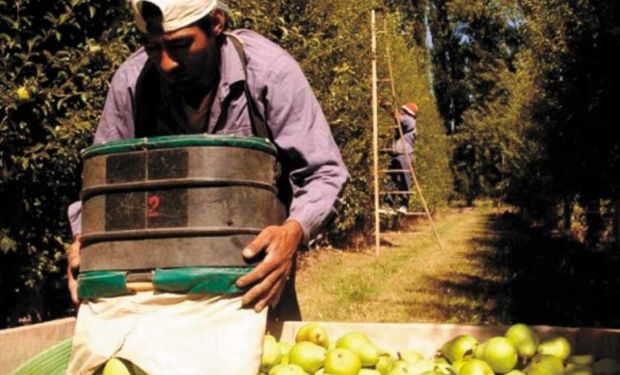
[260,323,620,375]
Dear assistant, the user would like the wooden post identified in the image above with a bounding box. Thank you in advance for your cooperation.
[371,9,381,255]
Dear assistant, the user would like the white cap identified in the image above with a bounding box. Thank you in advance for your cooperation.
[129,0,222,33]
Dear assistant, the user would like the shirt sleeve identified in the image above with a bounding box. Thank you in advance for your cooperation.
[67,60,140,237]
[264,56,349,242]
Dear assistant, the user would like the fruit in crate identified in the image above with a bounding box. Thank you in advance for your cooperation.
[441,335,480,363]
[288,341,327,374]
[323,348,363,375]
[474,337,518,373]
[262,334,283,373]
[459,358,495,375]
[296,322,330,349]
[336,331,381,367]
[268,363,307,375]
[525,354,564,375]
[505,324,540,359]
[593,358,620,375]
[101,357,133,375]
[537,337,571,361]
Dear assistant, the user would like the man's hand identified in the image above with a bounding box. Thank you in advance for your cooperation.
[236,220,303,312]
[67,234,81,308]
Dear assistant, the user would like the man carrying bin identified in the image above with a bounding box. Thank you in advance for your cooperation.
[66,0,347,373]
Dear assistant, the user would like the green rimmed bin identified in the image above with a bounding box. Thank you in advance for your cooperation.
[78,134,287,299]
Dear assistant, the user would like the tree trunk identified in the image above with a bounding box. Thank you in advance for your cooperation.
[614,199,620,249]
[563,197,574,231]
[584,199,603,248]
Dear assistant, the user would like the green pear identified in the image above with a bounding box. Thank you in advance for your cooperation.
[289,341,327,374]
[435,362,458,375]
[593,358,620,375]
[505,370,526,375]
[360,369,383,375]
[357,341,381,367]
[389,360,413,375]
[270,363,309,375]
[441,335,479,363]
[458,358,494,375]
[409,359,438,375]
[377,354,397,375]
[296,323,330,348]
[400,350,425,364]
[451,359,467,373]
[324,348,362,375]
[131,363,148,375]
[525,354,564,375]
[569,355,595,366]
[336,332,378,367]
[279,341,293,364]
[537,337,571,361]
[102,358,133,375]
[474,336,518,373]
[262,335,283,372]
[565,364,593,375]
[336,332,371,349]
[505,324,540,359]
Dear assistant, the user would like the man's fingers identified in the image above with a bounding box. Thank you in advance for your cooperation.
[236,241,281,288]
[255,277,287,312]
[242,227,275,259]
[240,267,282,306]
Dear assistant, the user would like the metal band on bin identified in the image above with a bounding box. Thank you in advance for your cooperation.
[79,134,287,274]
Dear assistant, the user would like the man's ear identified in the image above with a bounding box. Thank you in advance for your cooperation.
[212,8,226,37]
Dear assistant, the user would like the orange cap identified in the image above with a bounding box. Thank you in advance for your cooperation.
[402,102,418,116]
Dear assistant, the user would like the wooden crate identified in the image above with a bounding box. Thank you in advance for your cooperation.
[0,318,75,374]
[2,319,619,374]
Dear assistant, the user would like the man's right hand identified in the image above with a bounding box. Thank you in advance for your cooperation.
[67,234,81,307]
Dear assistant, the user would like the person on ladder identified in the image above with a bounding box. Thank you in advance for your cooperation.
[387,102,418,214]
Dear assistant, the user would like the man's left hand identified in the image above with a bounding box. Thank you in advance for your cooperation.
[236,220,303,312]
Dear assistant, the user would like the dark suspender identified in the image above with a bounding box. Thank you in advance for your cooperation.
[217,33,273,141]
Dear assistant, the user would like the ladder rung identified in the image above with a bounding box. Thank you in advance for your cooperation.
[379,191,414,195]
[380,169,410,173]
[378,78,392,82]
[402,212,426,216]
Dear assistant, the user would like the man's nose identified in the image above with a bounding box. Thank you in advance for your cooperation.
[159,50,178,74]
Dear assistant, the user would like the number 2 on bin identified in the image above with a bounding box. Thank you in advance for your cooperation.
[148,194,161,218]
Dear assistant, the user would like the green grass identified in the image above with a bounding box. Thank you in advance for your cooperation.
[297,205,508,323]
[296,204,620,327]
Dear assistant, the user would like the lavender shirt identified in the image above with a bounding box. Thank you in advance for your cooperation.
[392,113,417,155]
[68,29,348,242]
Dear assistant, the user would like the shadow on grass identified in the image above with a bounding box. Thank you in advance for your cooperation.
[419,212,620,328]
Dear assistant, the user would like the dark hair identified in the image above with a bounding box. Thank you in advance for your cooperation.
[141,1,164,35]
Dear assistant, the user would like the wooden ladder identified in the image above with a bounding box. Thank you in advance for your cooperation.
[370,8,444,255]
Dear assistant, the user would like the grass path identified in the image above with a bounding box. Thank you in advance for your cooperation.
[296,206,508,323]
[296,205,620,327]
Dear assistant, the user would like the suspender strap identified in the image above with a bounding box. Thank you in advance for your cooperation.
[221,33,273,141]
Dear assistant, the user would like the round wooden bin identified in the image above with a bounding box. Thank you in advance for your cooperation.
[77,134,287,298]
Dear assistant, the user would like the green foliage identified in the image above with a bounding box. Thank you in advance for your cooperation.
[0,0,139,327]
[0,0,454,326]
[436,0,619,245]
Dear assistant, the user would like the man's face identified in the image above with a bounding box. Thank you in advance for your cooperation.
[142,25,219,91]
